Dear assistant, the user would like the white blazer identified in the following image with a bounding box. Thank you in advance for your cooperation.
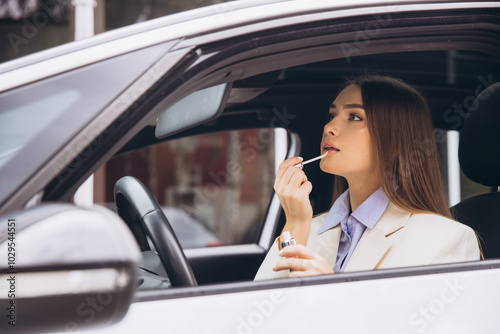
[254,202,480,280]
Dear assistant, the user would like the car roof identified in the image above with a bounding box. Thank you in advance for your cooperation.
[1,0,498,92]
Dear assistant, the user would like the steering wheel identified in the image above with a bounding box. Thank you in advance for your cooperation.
[114,176,197,287]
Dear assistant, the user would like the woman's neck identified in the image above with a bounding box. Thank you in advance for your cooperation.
[346,175,381,212]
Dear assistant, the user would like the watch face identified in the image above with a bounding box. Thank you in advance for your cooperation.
[281,239,296,248]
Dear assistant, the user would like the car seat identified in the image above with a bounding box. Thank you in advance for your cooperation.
[451,82,500,259]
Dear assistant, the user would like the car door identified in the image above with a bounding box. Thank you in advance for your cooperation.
[95,261,500,334]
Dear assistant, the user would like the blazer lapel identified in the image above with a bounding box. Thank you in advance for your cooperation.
[344,202,412,272]
[307,214,342,268]
[315,226,342,268]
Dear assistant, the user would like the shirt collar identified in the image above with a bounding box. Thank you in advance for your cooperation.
[317,187,389,234]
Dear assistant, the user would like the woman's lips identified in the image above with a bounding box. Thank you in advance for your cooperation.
[322,148,340,156]
[321,142,340,156]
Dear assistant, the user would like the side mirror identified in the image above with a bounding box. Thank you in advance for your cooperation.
[0,204,140,333]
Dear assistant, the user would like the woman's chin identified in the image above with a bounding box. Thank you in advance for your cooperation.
[319,162,340,175]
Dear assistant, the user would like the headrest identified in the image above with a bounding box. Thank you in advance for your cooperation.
[459,82,500,186]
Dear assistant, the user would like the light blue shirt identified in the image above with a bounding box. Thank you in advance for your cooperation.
[317,187,389,273]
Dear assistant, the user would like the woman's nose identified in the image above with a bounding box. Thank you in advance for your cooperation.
[324,116,340,136]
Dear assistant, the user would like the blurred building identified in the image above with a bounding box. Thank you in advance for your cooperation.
[0,0,231,63]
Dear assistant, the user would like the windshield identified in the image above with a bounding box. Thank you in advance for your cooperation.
[0,42,172,205]
[0,89,80,168]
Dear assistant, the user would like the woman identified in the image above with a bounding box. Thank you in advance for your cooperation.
[254,74,480,280]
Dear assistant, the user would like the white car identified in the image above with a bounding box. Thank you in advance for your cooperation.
[1,1,500,333]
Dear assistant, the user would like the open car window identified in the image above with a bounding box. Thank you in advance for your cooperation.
[89,48,500,292]
[96,128,287,249]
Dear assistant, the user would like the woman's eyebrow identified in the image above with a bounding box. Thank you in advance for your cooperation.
[344,103,365,110]
[329,103,365,110]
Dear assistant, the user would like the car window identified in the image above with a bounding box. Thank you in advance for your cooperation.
[96,128,283,248]
[435,129,490,206]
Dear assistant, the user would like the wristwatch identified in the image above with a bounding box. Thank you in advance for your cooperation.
[281,231,296,248]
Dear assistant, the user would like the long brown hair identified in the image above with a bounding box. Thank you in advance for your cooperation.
[332,74,452,218]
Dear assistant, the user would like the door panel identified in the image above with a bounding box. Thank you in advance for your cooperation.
[93,261,500,333]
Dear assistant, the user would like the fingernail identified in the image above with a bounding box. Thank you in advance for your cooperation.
[297,156,303,161]
[278,250,283,256]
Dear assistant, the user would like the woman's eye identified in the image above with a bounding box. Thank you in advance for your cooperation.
[350,114,362,121]
[326,113,335,123]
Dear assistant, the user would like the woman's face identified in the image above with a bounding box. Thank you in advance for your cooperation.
[319,84,377,179]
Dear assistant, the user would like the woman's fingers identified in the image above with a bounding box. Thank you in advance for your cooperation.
[298,180,313,196]
[279,168,308,194]
[274,257,315,272]
[274,157,303,188]
[273,245,334,276]
[279,244,315,259]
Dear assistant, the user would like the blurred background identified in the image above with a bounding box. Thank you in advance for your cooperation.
[0,0,232,63]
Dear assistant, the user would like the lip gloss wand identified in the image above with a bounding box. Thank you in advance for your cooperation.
[294,153,327,169]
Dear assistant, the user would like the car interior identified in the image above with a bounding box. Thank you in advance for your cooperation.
[451,81,500,259]
[102,49,500,289]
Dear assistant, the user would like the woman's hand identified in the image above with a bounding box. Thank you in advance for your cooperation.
[274,157,313,246]
[274,244,333,277]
